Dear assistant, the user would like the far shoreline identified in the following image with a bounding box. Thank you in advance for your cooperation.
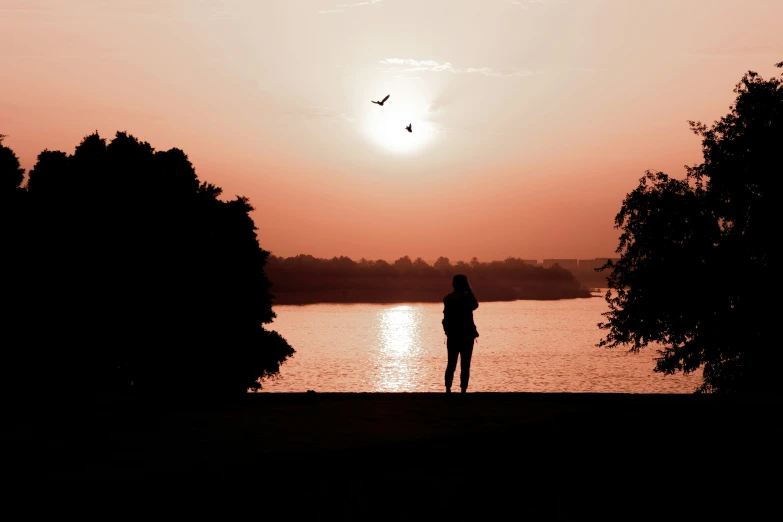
[272,294,601,306]
[270,289,603,306]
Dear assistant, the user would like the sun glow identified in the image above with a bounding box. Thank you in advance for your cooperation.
[372,305,427,391]
[362,91,438,155]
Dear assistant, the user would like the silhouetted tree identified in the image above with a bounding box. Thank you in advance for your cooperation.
[1,135,31,386]
[0,135,25,194]
[434,256,452,274]
[454,260,471,274]
[3,131,294,398]
[263,253,588,303]
[393,255,415,276]
[413,257,436,276]
[599,62,782,394]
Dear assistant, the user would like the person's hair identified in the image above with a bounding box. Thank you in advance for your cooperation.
[452,274,469,291]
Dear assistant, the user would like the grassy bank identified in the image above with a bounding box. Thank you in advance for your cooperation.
[5,392,779,517]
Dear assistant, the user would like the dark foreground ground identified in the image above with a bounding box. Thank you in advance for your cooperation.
[4,392,781,518]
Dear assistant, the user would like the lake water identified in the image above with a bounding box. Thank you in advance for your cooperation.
[261,291,703,393]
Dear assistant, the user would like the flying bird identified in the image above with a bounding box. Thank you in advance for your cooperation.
[405,123,412,133]
[371,94,390,106]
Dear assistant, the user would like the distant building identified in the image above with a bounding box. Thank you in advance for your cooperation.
[578,259,603,271]
[543,259,578,271]
[521,259,539,266]
[577,258,620,271]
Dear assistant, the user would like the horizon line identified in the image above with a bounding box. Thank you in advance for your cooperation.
[267,253,620,264]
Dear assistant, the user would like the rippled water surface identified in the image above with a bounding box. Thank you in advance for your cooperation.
[262,293,702,393]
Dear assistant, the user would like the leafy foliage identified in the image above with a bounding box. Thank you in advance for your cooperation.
[599,63,782,393]
[267,254,580,281]
[265,254,590,302]
[2,131,294,397]
[0,134,25,193]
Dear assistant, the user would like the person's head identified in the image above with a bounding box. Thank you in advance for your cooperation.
[452,274,470,292]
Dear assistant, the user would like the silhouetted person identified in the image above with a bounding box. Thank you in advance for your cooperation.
[371,94,390,106]
[442,274,479,394]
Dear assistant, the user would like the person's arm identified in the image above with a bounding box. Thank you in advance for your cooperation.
[467,290,478,310]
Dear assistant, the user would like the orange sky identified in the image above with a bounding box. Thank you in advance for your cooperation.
[2,0,781,262]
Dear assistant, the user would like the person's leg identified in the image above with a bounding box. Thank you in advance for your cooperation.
[459,338,475,392]
[445,337,459,392]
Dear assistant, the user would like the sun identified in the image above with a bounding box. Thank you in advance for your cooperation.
[362,91,438,155]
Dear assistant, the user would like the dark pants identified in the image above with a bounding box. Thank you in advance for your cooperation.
[445,336,475,391]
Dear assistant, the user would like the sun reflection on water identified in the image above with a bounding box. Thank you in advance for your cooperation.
[380,306,417,353]
[371,305,426,391]
[262,300,703,393]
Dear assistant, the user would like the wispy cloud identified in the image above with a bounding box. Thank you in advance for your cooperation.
[338,1,382,6]
[686,45,781,57]
[568,67,608,72]
[380,59,453,72]
[0,1,57,13]
[304,105,354,123]
[318,0,382,14]
[0,2,234,22]
[506,0,567,8]
[379,58,537,77]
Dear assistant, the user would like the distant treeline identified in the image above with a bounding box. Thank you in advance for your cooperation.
[568,267,612,289]
[266,255,592,303]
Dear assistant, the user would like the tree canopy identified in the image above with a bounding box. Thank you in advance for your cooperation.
[264,254,591,303]
[0,134,25,193]
[1,131,294,398]
[598,62,782,394]
[266,253,579,281]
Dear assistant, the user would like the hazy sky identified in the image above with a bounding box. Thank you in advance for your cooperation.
[2,0,781,262]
